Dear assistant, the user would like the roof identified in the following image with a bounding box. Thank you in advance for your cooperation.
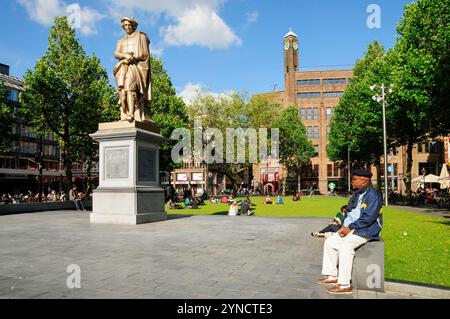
[0,73,24,92]
[284,29,298,38]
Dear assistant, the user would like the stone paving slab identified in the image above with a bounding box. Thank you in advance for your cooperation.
[0,211,429,299]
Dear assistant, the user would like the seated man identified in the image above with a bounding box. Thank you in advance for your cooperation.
[240,199,254,216]
[316,169,383,295]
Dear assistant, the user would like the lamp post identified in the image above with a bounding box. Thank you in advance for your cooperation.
[371,84,392,206]
[422,167,426,189]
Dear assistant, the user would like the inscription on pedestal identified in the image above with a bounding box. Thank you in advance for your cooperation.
[105,147,129,179]
[138,148,156,182]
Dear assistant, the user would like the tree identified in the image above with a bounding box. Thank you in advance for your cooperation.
[20,17,116,194]
[187,92,279,195]
[327,41,391,189]
[389,0,450,195]
[149,56,189,174]
[273,105,315,195]
[0,83,15,152]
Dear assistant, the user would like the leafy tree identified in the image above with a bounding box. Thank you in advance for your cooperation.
[0,83,15,152]
[389,0,450,195]
[327,41,391,189]
[187,92,279,194]
[20,17,116,194]
[149,56,189,174]
[273,105,315,194]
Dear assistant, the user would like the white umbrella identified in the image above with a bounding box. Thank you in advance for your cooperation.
[439,164,450,188]
[411,174,440,183]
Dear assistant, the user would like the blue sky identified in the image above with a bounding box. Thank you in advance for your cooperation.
[1,0,413,103]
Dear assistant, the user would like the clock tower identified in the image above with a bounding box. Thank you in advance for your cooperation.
[284,29,299,105]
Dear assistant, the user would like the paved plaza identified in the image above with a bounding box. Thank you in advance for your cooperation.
[0,211,426,299]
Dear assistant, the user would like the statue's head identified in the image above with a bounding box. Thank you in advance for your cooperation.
[121,16,138,34]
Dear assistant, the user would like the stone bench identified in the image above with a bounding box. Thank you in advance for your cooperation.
[352,239,385,292]
[0,200,92,215]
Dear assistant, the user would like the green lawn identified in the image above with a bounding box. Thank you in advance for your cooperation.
[168,196,450,287]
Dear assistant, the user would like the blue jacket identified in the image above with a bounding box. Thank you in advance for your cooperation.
[347,185,383,241]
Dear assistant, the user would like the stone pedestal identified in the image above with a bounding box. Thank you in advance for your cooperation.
[89,120,167,225]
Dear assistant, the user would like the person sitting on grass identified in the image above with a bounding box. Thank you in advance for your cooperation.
[167,199,183,210]
[190,197,199,209]
[263,195,273,205]
[311,205,347,238]
[240,199,254,216]
[228,201,238,216]
[276,195,284,204]
[221,196,229,204]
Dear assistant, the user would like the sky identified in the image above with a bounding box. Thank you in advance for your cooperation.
[0,0,414,104]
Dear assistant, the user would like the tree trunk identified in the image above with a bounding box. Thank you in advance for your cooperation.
[375,161,382,192]
[297,167,302,193]
[405,139,414,198]
[282,172,287,196]
[63,153,72,196]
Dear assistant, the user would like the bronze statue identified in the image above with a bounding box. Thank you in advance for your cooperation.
[113,17,151,122]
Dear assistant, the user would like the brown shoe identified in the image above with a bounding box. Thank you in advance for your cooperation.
[316,277,338,285]
[326,285,353,295]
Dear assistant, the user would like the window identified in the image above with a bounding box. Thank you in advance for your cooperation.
[431,141,440,154]
[323,91,344,98]
[313,165,319,177]
[418,143,423,153]
[314,145,319,157]
[7,89,19,102]
[323,78,346,85]
[297,79,321,86]
[307,108,313,120]
[347,78,353,84]
[307,126,313,139]
[334,164,339,177]
[300,108,306,120]
[326,125,331,136]
[326,108,333,120]
[297,92,321,99]
[313,126,319,139]
[327,164,333,177]
[313,108,319,120]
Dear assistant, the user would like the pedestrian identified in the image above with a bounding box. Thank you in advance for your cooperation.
[69,186,86,211]
[316,169,383,295]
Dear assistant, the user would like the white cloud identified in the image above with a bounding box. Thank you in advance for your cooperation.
[17,0,104,35]
[161,6,241,49]
[178,82,234,105]
[108,0,241,49]
[246,11,259,24]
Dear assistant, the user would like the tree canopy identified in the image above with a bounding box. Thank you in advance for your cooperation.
[20,16,117,193]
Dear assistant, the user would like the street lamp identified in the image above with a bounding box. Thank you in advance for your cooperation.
[371,84,392,206]
[421,167,426,189]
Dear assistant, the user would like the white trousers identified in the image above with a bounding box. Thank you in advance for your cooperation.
[321,231,368,286]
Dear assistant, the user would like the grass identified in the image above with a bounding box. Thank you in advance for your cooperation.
[167,196,450,287]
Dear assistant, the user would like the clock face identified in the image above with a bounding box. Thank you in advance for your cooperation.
[284,42,290,50]
[293,42,298,50]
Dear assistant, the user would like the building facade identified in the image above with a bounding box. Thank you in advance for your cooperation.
[254,31,447,195]
[0,63,65,194]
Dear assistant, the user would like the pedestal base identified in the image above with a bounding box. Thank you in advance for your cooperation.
[89,120,168,225]
[90,187,166,225]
